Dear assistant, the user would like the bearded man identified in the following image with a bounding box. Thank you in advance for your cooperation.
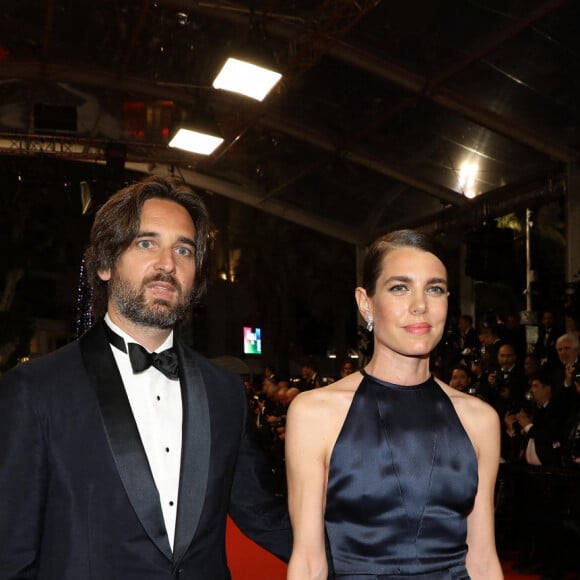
[0,176,291,579]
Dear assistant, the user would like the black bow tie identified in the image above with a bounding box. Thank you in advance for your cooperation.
[104,323,179,380]
[128,343,179,380]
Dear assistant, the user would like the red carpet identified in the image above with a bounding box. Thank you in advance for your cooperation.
[226,517,287,579]
[500,553,577,579]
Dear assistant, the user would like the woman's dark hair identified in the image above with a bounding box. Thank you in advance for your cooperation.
[361,229,447,297]
[85,175,213,320]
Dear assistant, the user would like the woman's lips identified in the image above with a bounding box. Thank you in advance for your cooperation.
[404,323,431,334]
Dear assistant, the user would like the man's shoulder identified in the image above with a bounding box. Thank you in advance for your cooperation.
[8,339,80,375]
[177,343,241,383]
[0,339,83,401]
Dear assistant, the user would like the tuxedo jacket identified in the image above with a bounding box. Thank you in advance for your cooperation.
[528,400,567,467]
[461,327,480,353]
[0,321,291,579]
[532,326,563,369]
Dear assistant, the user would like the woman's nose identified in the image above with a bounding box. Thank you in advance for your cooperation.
[409,293,427,315]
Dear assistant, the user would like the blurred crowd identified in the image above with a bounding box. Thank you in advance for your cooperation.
[431,306,580,579]
[435,308,580,470]
[243,359,358,496]
[244,303,580,577]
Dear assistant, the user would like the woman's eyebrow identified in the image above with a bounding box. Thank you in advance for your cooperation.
[383,276,447,285]
[384,275,412,284]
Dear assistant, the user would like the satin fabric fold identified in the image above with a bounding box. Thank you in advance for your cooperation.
[325,372,477,578]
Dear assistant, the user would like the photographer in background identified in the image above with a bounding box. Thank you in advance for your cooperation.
[506,372,571,578]
[552,333,580,407]
[449,364,473,394]
[517,372,567,468]
[457,314,480,352]
[448,364,487,400]
[488,343,528,414]
[563,368,580,467]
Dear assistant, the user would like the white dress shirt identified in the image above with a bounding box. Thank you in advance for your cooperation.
[104,314,182,550]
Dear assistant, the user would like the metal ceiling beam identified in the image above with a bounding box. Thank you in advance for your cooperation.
[278,0,380,83]
[332,49,579,164]
[390,173,566,235]
[0,132,363,244]
[428,0,573,88]
[260,0,573,203]
[324,28,580,165]
[4,0,575,220]
[41,0,56,64]
[153,0,580,213]
[0,60,466,207]
[209,0,381,174]
[0,60,180,101]
[260,114,468,207]
[129,162,364,245]
[120,0,154,74]
[165,0,580,164]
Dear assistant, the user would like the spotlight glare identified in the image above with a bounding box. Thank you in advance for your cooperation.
[168,127,224,155]
[213,57,282,101]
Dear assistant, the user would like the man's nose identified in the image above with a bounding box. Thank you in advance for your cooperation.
[155,247,176,272]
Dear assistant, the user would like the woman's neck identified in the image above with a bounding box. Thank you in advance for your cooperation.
[365,350,431,386]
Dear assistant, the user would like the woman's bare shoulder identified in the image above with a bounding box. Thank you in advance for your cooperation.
[435,378,500,448]
[436,378,493,413]
[286,373,363,464]
[287,373,362,422]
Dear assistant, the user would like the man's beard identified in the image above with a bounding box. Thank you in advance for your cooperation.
[109,272,194,329]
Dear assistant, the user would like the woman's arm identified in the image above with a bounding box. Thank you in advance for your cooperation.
[285,392,329,580]
[465,401,504,580]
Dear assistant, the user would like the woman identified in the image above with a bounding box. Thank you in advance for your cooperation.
[286,230,502,580]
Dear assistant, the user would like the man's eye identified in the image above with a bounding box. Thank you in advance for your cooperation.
[175,246,192,257]
[137,240,153,249]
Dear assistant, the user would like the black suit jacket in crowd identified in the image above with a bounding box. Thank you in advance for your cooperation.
[528,399,568,467]
[462,327,481,353]
[0,320,291,580]
[533,325,563,369]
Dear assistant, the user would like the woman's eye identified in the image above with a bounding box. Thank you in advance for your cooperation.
[427,286,446,295]
[389,284,408,293]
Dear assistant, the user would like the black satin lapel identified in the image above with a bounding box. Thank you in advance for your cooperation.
[79,322,172,560]
[172,343,211,565]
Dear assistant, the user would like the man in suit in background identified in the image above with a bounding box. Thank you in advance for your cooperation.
[457,313,480,355]
[552,333,580,404]
[300,359,318,391]
[533,309,562,370]
[520,372,567,467]
[0,176,291,579]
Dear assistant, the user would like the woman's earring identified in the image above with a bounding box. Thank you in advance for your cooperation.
[366,316,374,332]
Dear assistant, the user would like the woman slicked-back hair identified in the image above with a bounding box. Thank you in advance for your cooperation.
[361,229,447,297]
[85,176,213,320]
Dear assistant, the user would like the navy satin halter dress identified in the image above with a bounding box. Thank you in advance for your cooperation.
[324,371,478,579]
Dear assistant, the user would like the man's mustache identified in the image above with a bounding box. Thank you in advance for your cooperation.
[143,273,180,291]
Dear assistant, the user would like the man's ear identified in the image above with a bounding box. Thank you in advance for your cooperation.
[97,268,111,282]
